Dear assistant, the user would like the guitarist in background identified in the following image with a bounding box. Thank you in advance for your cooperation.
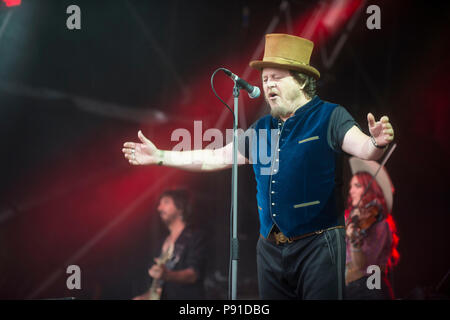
[133,189,207,300]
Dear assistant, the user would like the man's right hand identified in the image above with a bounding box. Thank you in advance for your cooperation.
[122,130,161,165]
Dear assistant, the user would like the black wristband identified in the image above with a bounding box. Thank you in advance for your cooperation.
[370,136,386,149]
[157,150,164,166]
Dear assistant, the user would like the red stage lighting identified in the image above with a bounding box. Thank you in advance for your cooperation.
[3,0,21,7]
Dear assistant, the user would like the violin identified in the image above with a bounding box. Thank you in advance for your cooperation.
[349,200,385,246]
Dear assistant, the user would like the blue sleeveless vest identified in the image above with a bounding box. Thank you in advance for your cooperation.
[251,96,341,238]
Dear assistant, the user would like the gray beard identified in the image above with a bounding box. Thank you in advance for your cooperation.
[269,103,294,119]
[270,108,290,119]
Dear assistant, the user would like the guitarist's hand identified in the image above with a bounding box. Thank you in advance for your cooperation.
[149,261,168,280]
[132,288,162,300]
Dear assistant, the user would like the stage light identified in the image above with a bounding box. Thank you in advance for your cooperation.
[3,0,21,7]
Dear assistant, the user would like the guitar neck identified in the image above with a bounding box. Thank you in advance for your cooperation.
[148,278,162,300]
[148,243,174,300]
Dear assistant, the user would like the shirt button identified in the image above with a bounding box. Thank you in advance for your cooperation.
[271,191,275,194]
[272,180,276,183]
[273,169,277,173]
[275,159,279,162]
[278,148,281,152]
[272,214,276,217]
[272,203,275,206]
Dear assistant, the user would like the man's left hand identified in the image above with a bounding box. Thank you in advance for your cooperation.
[367,113,394,147]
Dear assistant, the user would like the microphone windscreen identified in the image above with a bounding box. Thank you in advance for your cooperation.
[249,86,261,99]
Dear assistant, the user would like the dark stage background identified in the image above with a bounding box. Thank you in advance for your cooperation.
[0,0,449,299]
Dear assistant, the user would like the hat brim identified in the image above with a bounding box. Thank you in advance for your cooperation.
[250,59,320,79]
[349,157,394,213]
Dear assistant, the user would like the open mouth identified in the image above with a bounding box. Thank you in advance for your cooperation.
[268,92,279,99]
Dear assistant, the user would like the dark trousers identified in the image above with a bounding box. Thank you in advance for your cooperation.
[256,227,346,300]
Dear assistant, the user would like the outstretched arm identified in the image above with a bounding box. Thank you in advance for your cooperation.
[342,113,394,160]
[122,130,247,171]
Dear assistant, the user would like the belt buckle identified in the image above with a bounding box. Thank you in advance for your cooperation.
[274,231,292,245]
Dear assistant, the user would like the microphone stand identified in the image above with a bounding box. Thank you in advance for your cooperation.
[210,67,247,300]
[230,83,240,300]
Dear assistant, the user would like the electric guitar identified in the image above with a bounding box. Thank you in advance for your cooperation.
[147,243,174,300]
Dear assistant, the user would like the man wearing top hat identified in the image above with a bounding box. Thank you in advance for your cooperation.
[122,34,395,299]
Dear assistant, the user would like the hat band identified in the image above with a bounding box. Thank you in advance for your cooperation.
[263,56,309,67]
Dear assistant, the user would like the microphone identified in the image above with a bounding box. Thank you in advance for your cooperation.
[222,68,261,99]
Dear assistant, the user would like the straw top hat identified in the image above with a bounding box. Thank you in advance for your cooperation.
[349,157,395,213]
[249,33,320,79]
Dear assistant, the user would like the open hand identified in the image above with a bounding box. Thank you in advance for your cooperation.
[367,113,394,147]
[122,130,160,165]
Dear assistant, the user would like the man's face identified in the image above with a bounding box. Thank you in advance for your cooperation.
[157,196,182,226]
[262,67,304,119]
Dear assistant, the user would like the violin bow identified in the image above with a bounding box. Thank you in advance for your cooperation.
[353,142,398,212]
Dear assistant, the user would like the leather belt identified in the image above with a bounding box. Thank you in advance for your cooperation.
[261,225,345,245]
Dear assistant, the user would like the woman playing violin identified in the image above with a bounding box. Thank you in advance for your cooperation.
[345,157,400,300]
